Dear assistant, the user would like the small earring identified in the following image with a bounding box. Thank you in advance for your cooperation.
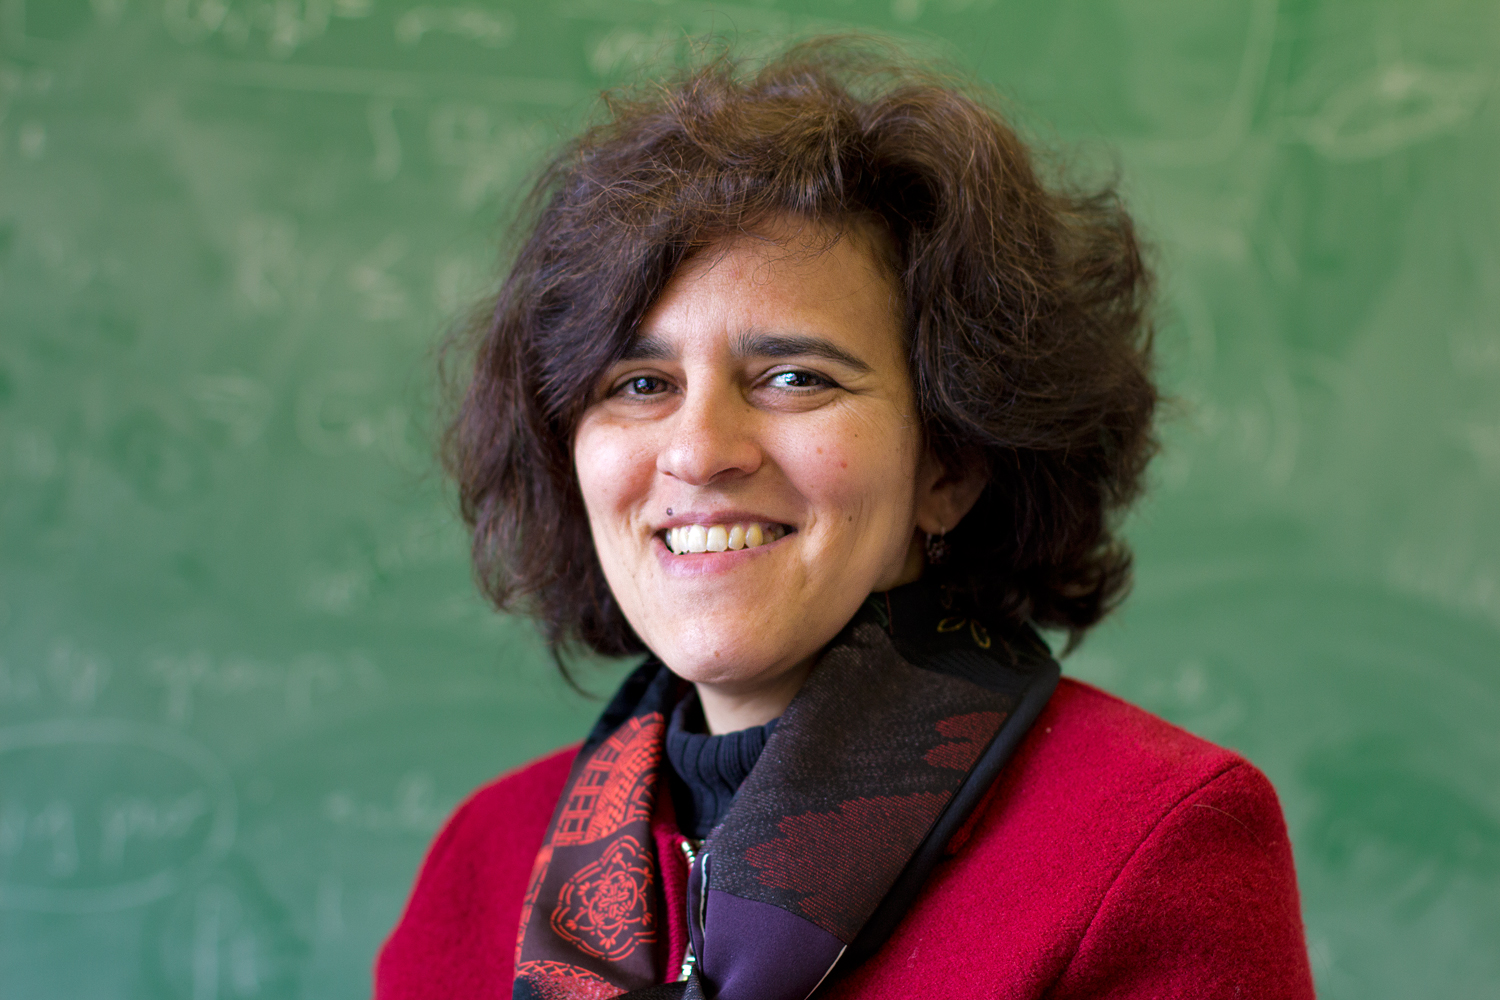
[925,528,949,565]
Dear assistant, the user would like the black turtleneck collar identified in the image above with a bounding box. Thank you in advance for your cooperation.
[665,690,778,839]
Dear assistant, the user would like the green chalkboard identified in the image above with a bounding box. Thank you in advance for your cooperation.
[2,1,1497,997]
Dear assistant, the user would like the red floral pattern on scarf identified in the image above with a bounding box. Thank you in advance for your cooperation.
[514,712,666,998]
[550,835,656,960]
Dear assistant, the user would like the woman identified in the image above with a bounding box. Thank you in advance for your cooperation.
[377,40,1315,1000]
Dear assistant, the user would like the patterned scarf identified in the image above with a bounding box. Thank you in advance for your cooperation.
[513,584,1060,1000]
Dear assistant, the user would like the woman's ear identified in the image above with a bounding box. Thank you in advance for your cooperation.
[914,448,987,536]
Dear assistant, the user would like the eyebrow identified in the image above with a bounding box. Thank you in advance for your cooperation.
[620,335,675,361]
[620,331,873,373]
[734,331,874,373]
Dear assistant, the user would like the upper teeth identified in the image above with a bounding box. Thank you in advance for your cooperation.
[664,522,786,554]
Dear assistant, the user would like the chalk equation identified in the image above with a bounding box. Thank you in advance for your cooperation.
[162,0,374,58]
[153,863,305,1000]
[0,639,110,708]
[144,649,383,724]
[1301,60,1486,162]
[293,369,420,463]
[427,103,550,210]
[0,719,236,912]
[323,770,452,834]
[395,5,514,49]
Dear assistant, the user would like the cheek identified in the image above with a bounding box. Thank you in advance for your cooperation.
[573,421,658,525]
[780,411,920,529]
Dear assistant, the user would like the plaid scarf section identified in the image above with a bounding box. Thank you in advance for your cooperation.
[514,591,1059,1000]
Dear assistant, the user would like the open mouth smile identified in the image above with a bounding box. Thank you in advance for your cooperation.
[660,521,791,554]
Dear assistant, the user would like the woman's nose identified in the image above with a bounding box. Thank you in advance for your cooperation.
[657,385,762,486]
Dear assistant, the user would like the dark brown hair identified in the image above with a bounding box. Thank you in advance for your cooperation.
[445,38,1157,661]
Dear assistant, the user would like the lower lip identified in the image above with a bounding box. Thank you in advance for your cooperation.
[653,533,791,576]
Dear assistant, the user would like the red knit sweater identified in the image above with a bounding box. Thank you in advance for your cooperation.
[375,679,1315,999]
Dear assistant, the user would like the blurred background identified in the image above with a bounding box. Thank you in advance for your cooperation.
[2,1,1498,997]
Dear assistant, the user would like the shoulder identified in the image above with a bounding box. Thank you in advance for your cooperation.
[946,677,1264,854]
[977,677,1297,900]
[834,679,1313,998]
[374,745,579,1000]
[954,675,1282,878]
[1018,681,1312,997]
[1020,676,1248,798]
[987,678,1311,996]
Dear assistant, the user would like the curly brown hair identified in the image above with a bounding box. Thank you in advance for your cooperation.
[445,38,1157,662]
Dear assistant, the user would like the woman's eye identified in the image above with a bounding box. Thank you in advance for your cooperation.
[767,370,831,390]
[617,375,670,396]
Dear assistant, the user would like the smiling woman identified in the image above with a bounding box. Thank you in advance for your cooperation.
[575,220,968,734]
[376,38,1315,1000]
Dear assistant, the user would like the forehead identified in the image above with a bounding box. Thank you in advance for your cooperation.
[639,217,901,348]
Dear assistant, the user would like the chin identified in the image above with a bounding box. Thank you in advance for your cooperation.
[646,627,802,689]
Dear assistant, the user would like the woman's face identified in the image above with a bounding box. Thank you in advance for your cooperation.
[573,219,954,726]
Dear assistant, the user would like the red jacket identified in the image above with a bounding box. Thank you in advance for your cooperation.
[376,679,1314,999]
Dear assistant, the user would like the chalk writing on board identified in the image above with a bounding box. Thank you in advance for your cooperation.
[1133,0,1277,167]
[91,0,128,27]
[162,0,373,58]
[107,408,210,505]
[18,120,45,159]
[323,771,453,834]
[887,0,991,23]
[161,0,231,45]
[300,562,375,615]
[1461,422,1500,477]
[0,640,110,707]
[585,25,685,80]
[233,214,302,314]
[189,374,275,449]
[395,5,516,48]
[294,371,418,462]
[1449,327,1500,374]
[315,873,344,940]
[367,98,402,180]
[348,235,411,322]
[1177,365,1302,491]
[433,252,489,315]
[144,649,383,724]
[0,719,235,912]
[1386,543,1500,628]
[46,640,110,707]
[375,509,468,573]
[9,426,60,481]
[0,658,41,703]
[1302,62,1485,162]
[194,56,586,105]
[153,862,305,1000]
[1303,737,1500,910]
[428,103,551,210]
[563,0,793,47]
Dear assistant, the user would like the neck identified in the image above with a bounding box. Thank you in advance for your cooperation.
[694,655,815,734]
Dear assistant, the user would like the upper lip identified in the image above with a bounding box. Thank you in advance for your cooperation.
[653,511,793,532]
